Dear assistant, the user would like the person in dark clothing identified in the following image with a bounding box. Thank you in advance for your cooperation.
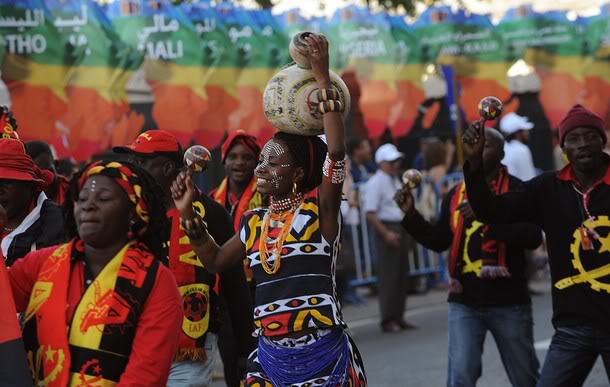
[462,104,610,387]
[0,139,64,266]
[210,130,262,387]
[25,140,70,206]
[114,130,254,386]
[396,127,541,387]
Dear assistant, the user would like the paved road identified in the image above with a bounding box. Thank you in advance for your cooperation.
[212,280,608,386]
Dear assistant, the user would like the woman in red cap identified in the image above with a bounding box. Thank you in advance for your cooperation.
[8,159,182,386]
[0,138,64,266]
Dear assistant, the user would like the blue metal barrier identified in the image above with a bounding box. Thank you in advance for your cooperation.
[347,172,464,290]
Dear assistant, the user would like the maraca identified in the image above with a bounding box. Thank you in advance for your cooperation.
[402,169,423,190]
[477,96,503,126]
[183,145,212,173]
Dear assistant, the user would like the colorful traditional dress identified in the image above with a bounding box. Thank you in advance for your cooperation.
[239,191,367,386]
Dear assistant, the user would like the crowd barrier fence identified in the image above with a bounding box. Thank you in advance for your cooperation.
[348,172,464,291]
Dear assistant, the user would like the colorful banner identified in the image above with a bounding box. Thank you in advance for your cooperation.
[46,0,144,160]
[385,14,424,136]
[326,6,398,138]
[107,0,210,146]
[216,3,276,140]
[0,3,609,161]
[184,2,238,146]
[579,5,610,126]
[498,6,585,127]
[0,0,68,153]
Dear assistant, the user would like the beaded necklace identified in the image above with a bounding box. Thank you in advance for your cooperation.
[259,193,304,275]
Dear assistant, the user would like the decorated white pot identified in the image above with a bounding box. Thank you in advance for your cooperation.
[263,31,351,136]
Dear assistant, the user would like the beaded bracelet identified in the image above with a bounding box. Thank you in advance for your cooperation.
[322,153,348,184]
[318,100,343,114]
[317,87,339,102]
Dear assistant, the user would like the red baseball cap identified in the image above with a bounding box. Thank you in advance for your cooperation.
[113,130,183,155]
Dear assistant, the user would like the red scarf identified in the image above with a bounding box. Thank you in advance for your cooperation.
[167,206,218,361]
[449,167,510,277]
[55,175,70,206]
[22,239,157,386]
[212,177,262,283]
[212,176,261,231]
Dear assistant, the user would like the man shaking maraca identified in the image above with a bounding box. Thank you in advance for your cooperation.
[464,100,610,385]
[114,130,255,386]
[396,103,542,386]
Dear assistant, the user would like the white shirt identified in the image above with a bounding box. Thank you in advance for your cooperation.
[502,140,537,181]
[363,170,404,222]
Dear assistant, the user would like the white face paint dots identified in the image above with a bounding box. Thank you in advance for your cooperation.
[255,140,292,190]
[90,179,96,192]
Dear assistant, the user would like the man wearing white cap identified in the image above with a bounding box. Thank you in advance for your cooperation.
[363,143,416,333]
[500,112,537,181]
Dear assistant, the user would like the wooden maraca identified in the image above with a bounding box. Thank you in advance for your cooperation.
[402,169,423,190]
[183,145,212,173]
[477,96,503,126]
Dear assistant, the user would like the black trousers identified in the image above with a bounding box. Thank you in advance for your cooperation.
[376,222,413,324]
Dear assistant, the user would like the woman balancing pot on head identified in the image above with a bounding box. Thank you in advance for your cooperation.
[8,160,182,386]
[171,33,367,386]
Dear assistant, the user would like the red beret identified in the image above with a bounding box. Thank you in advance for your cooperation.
[559,104,606,146]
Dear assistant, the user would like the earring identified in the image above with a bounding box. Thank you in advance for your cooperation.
[292,182,298,195]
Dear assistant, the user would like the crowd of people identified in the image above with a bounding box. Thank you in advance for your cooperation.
[1,34,610,387]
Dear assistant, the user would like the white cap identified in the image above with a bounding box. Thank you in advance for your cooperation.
[499,112,534,135]
[375,143,404,164]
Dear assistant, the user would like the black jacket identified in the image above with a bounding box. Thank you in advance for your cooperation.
[167,192,255,358]
[402,176,541,308]
[464,158,610,332]
[3,193,65,267]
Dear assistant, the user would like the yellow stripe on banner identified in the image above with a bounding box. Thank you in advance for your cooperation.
[394,63,427,84]
[68,67,135,103]
[2,53,68,101]
[521,51,586,81]
[69,242,132,350]
[236,68,275,90]
[583,60,610,83]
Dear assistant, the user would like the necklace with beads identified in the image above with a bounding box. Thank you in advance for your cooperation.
[269,192,304,213]
[259,193,304,275]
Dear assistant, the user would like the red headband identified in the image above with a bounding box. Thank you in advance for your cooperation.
[79,161,149,236]
[221,130,261,163]
[306,137,314,181]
